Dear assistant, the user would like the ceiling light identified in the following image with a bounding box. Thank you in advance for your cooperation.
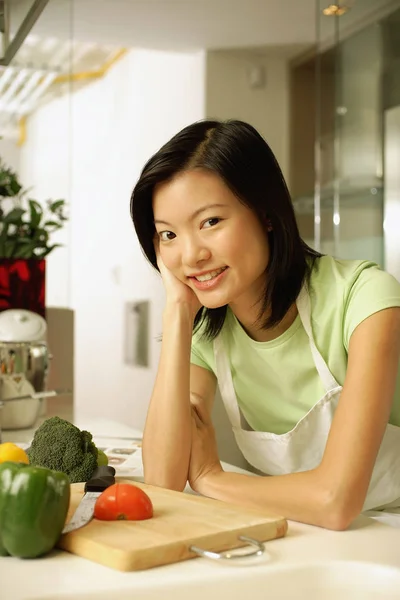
[10,70,44,112]
[0,66,13,94]
[322,4,350,16]
[20,71,56,113]
[0,68,28,105]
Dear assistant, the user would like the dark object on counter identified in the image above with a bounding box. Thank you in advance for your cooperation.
[0,462,70,558]
[27,416,99,483]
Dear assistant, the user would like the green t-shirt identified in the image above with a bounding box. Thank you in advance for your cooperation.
[190,256,400,433]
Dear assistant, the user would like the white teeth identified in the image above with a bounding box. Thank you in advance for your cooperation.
[195,268,226,282]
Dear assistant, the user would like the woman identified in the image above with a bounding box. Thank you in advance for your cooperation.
[130,119,400,530]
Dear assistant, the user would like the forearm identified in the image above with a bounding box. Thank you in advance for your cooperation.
[142,304,193,491]
[197,469,355,531]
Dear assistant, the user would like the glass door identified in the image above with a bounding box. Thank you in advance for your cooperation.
[316,2,385,264]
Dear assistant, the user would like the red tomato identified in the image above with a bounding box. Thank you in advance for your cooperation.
[94,483,153,521]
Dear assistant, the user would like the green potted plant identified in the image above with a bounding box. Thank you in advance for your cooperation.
[0,157,68,318]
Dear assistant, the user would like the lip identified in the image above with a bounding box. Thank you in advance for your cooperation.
[187,267,227,278]
[189,267,229,291]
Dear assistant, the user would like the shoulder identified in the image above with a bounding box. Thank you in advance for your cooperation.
[311,255,386,285]
[310,255,400,348]
[310,255,400,297]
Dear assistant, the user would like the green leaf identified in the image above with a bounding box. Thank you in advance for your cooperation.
[29,200,43,229]
[29,199,42,212]
[3,208,25,225]
[33,228,49,243]
[43,220,62,230]
[14,243,35,259]
[36,243,62,258]
[10,179,22,196]
[48,199,65,212]
[0,222,9,241]
[0,165,22,197]
[4,240,16,257]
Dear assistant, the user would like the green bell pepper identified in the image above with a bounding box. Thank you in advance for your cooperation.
[0,461,70,558]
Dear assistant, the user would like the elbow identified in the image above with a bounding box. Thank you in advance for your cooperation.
[145,478,186,493]
[143,470,187,492]
[320,508,357,531]
[310,467,364,531]
[318,490,363,531]
[141,450,188,492]
[315,478,365,531]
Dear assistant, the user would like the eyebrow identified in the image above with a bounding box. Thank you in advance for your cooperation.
[154,203,228,227]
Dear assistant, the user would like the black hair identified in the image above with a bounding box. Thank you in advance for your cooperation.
[130,119,320,339]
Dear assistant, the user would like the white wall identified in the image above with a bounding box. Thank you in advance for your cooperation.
[0,139,21,173]
[206,49,290,179]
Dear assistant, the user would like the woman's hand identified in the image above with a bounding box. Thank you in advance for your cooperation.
[155,239,202,320]
[188,402,223,494]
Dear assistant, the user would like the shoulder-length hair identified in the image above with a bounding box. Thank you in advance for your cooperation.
[130,119,320,339]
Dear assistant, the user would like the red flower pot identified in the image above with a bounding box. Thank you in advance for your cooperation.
[0,259,46,318]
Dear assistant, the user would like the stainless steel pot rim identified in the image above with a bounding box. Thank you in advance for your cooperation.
[0,342,48,347]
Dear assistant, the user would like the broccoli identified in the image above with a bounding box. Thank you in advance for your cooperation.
[27,416,99,483]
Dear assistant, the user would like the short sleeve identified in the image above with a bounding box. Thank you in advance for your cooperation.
[343,264,400,350]
[190,326,215,373]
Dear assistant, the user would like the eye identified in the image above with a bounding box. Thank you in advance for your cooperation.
[202,217,220,229]
[159,231,176,242]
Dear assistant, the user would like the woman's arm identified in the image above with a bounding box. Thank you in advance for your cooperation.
[192,307,400,530]
[142,304,192,490]
[142,303,217,491]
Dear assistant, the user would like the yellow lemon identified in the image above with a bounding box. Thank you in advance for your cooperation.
[0,442,29,464]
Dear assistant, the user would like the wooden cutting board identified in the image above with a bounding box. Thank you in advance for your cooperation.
[57,479,288,571]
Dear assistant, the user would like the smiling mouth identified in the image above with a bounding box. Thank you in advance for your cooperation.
[192,267,227,282]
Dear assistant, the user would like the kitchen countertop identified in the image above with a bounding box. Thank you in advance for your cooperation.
[2,418,400,600]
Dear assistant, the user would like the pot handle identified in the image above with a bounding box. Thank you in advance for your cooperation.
[1,389,72,402]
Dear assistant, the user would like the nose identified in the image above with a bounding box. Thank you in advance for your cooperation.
[181,235,211,267]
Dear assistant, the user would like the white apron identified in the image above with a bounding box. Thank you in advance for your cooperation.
[214,285,400,526]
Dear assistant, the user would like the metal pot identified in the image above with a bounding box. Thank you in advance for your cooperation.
[0,341,50,430]
[0,341,50,390]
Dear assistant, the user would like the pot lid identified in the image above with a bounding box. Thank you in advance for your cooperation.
[0,309,47,342]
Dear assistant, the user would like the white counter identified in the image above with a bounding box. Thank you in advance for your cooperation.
[2,418,400,600]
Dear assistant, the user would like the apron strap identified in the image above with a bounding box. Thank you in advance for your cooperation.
[214,335,242,427]
[296,285,340,393]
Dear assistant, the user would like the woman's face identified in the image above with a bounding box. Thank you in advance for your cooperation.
[153,169,270,311]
